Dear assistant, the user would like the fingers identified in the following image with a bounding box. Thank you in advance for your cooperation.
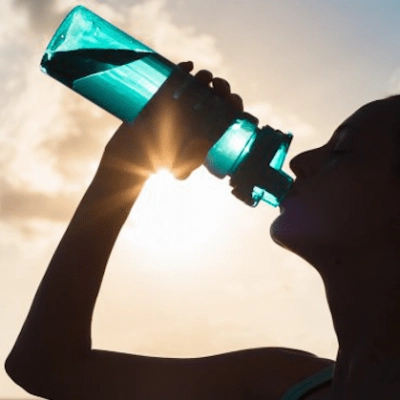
[211,78,243,111]
[177,62,244,112]
[177,63,214,85]
[197,74,244,112]
[194,69,213,85]
[211,77,231,97]
[177,61,194,73]
[228,93,244,112]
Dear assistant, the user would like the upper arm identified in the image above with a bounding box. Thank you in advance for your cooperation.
[41,349,243,400]
[26,347,334,400]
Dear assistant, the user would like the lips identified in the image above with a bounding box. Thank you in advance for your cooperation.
[284,183,297,199]
[279,184,297,210]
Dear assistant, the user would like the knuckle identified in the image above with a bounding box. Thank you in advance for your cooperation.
[196,69,213,79]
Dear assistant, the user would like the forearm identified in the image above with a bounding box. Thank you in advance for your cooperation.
[6,155,147,378]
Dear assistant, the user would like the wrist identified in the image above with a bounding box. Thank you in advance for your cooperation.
[87,158,147,212]
[91,167,146,198]
[96,144,148,182]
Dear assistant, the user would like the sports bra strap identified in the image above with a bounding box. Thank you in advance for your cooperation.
[280,364,335,400]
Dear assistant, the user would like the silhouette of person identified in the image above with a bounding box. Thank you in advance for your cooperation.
[5,61,400,399]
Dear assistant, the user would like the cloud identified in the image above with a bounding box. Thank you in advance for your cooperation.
[122,0,224,71]
[246,101,316,138]
[39,95,117,183]
[12,0,65,36]
[0,178,78,223]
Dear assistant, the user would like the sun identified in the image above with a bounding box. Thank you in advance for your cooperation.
[125,166,235,255]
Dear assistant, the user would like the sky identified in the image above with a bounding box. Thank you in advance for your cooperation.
[1,0,399,398]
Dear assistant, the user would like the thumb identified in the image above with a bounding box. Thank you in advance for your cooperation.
[173,137,212,180]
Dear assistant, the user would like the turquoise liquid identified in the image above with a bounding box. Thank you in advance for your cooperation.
[41,48,174,122]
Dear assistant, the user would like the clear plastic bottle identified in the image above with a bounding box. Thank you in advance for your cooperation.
[40,5,293,207]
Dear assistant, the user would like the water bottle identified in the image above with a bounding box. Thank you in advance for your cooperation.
[40,5,293,207]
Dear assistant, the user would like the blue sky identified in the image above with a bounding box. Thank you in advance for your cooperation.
[1,0,399,397]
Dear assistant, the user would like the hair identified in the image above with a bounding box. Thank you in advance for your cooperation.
[385,95,400,175]
[385,94,400,101]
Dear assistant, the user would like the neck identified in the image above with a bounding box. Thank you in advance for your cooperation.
[331,349,400,399]
[323,251,400,355]
[313,244,400,399]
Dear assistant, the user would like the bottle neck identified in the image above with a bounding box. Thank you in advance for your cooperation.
[204,116,258,178]
[205,122,293,207]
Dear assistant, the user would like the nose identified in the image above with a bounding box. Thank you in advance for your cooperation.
[289,147,323,179]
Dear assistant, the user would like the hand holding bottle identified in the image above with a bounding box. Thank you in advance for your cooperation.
[95,61,245,194]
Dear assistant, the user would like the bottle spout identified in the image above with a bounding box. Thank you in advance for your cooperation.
[229,125,294,207]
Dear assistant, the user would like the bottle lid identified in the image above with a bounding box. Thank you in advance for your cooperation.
[229,126,293,207]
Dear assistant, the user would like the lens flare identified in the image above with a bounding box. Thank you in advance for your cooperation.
[126,167,234,256]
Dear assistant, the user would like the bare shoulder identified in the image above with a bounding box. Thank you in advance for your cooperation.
[47,347,334,400]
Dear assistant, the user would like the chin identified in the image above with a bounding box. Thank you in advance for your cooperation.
[270,209,351,273]
[269,210,321,258]
[269,217,317,267]
[269,212,295,251]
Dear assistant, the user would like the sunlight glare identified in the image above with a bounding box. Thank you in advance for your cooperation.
[126,166,235,256]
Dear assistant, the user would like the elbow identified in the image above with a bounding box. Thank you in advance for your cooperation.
[5,353,40,396]
[5,352,54,398]
[5,354,36,396]
[5,330,91,398]
[5,346,87,399]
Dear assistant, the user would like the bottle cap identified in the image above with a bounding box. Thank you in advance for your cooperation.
[229,126,293,206]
